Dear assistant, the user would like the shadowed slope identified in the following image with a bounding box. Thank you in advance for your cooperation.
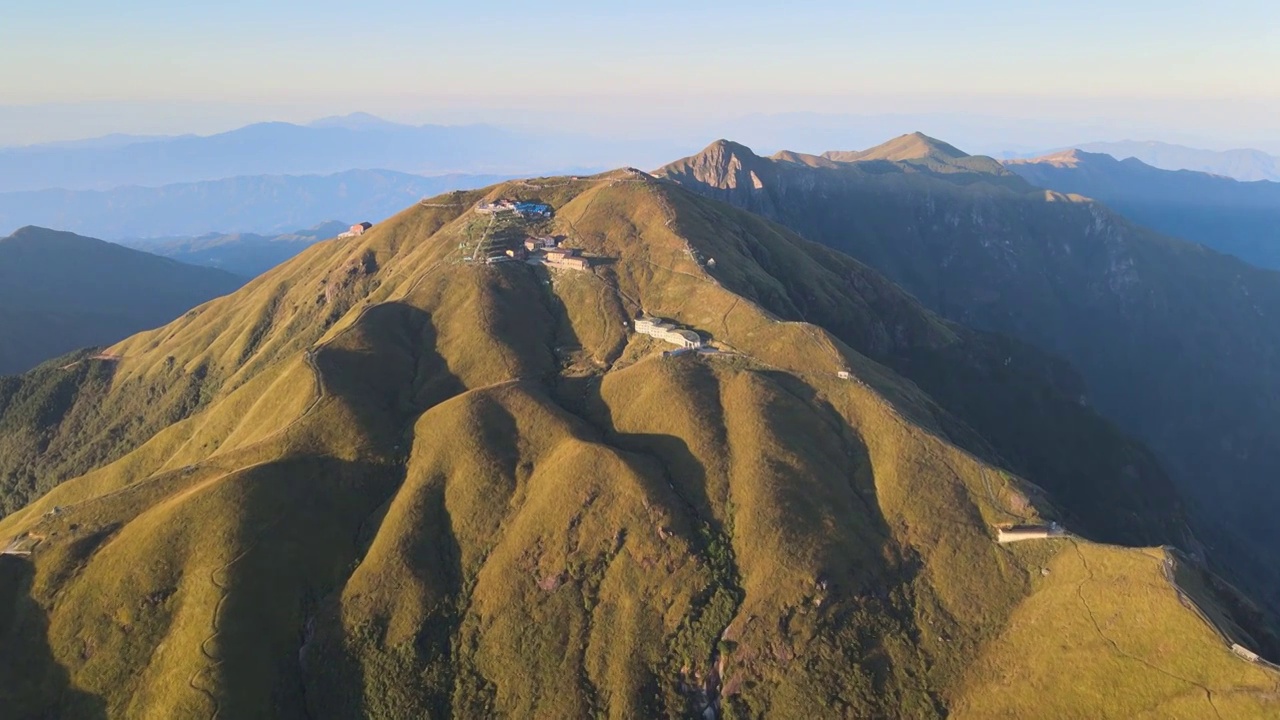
[0,227,243,375]
[1006,149,1280,270]
[660,137,1280,614]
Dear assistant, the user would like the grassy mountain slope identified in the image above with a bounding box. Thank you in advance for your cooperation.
[0,227,244,376]
[0,175,1274,718]
[659,138,1280,612]
[1006,149,1280,269]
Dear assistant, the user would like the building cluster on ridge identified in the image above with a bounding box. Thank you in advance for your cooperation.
[481,233,592,272]
[468,199,595,272]
[475,198,553,218]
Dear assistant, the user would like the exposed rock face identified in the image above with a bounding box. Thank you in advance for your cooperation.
[660,138,1280,611]
[658,140,783,219]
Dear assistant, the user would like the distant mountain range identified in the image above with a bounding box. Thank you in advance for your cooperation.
[117,221,350,278]
[0,114,686,193]
[0,226,242,376]
[1005,150,1280,269]
[1011,141,1280,183]
[0,169,507,240]
[660,134,1280,609]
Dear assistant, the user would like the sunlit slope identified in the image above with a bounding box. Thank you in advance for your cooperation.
[0,194,479,519]
[0,172,1275,718]
[956,543,1280,719]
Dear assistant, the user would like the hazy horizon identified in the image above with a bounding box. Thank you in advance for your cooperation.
[2,102,1278,159]
[3,0,1278,153]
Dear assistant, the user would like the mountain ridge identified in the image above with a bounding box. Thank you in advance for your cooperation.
[1,171,1273,717]
[823,131,967,162]
[1063,140,1280,182]
[659,136,1280,615]
[1004,149,1280,269]
[0,119,640,193]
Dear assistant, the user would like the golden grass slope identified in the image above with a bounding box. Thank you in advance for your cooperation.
[956,542,1280,719]
[0,171,1275,718]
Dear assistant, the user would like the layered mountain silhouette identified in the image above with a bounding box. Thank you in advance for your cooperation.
[0,169,510,240]
[659,135,1280,611]
[118,222,352,278]
[1064,140,1280,182]
[0,114,692,193]
[2,173,1275,717]
[1005,149,1280,269]
[0,227,243,376]
[0,121,526,192]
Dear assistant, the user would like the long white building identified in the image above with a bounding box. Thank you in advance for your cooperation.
[634,317,702,349]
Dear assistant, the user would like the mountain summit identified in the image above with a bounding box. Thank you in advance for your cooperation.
[823,131,967,162]
[1,171,1274,717]
[1004,148,1097,168]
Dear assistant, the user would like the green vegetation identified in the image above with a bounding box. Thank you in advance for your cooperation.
[0,350,211,515]
[0,171,1275,718]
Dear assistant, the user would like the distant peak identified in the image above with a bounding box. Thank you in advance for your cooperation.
[1,226,118,252]
[308,112,408,130]
[1005,149,1116,168]
[6,225,83,241]
[826,132,970,163]
[770,150,838,168]
[699,138,760,159]
[10,224,50,237]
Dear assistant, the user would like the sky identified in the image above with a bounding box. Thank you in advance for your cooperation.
[2,0,1278,149]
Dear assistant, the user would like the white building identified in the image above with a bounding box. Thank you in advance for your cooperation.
[634,317,703,349]
[995,522,1066,543]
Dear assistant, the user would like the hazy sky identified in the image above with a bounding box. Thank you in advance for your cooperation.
[3,0,1278,148]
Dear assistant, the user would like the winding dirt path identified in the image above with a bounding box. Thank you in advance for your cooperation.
[1069,539,1224,720]
[186,512,286,719]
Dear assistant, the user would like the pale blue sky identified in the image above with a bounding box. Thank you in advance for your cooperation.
[2,1,1278,146]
